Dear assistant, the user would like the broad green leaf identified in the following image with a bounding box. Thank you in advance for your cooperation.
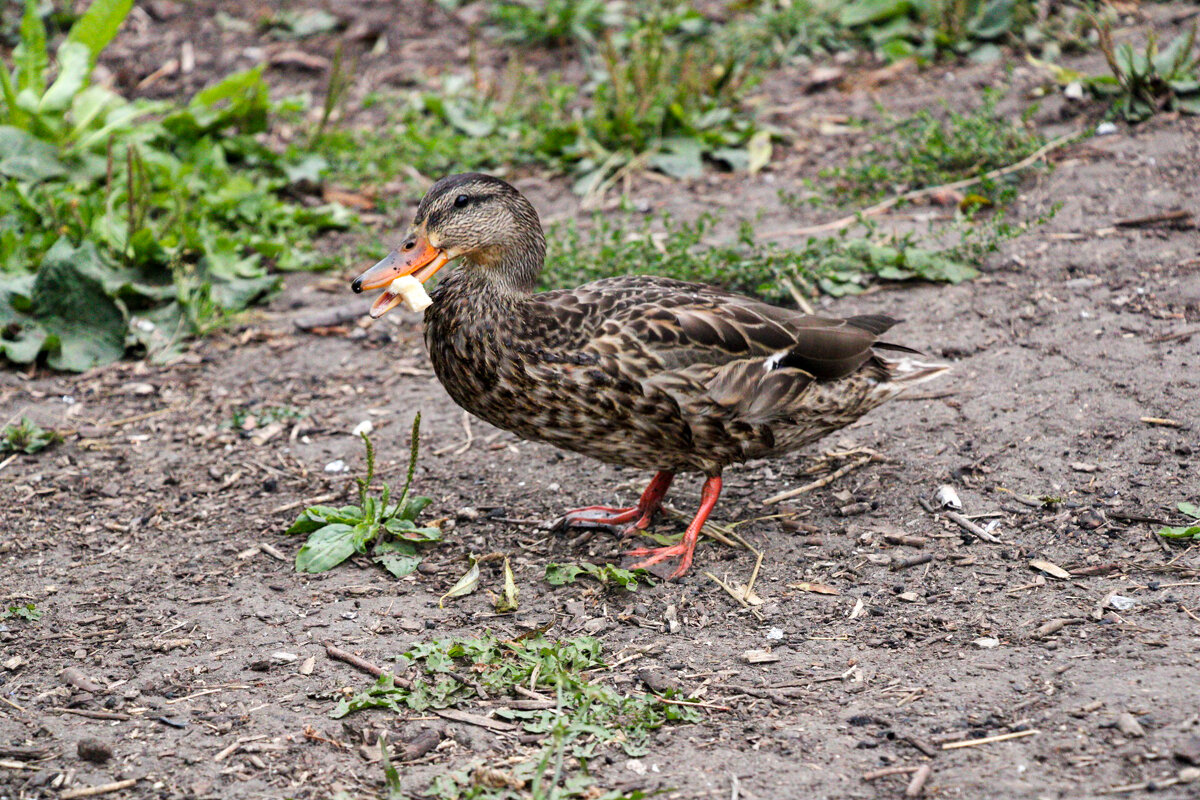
[544,563,586,586]
[31,239,126,371]
[1178,502,1200,520]
[295,524,357,572]
[285,505,363,534]
[838,0,910,29]
[0,126,66,181]
[15,0,48,95]
[373,540,422,578]
[438,559,480,608]
[649,138,704,179]
[967,0,1015,41]
[66,0,133,68]
[39,42,91,114]
[494,557,519,613]
[351,520,379,552]
[1157,525,1200,540]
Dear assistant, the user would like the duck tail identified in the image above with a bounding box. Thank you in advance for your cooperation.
[878,355,951,387]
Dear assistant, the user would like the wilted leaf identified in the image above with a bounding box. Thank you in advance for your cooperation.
[1177,502,1200,519]
[747,130,772,174]
[1029,559,1071,579]
[439,559,480,608]
[788,581,840,595]
[494,557,519,613]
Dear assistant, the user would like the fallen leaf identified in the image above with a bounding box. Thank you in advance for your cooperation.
[747,130,772,174]
[1030,559,1071,580]
[788,581,839,595]
[439,558,479,608]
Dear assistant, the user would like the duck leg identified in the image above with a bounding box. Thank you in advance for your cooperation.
[556,471,674,531]
[626,475,722,579]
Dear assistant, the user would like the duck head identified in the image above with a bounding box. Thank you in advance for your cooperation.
[351,173,545,318]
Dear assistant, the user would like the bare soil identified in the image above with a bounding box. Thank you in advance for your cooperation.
[3,3,1199,799]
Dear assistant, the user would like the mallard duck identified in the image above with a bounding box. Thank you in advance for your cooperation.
[352,173,946,578]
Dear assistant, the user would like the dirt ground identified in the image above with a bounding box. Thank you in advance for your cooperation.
[3,2,1200,799]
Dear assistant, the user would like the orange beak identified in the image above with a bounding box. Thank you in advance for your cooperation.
[350,236,451,319]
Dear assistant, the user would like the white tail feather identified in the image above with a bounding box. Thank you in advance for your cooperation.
[875,356,950,400]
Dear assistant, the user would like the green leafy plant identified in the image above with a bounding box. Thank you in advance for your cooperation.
[1,602,43,621]
[1158,501,1200,541]
[286,415,442,576]
[545,562,653,591]
[1093,21,1200,122]
[336,633,700,764]
[488,0,617,48]
[828,0,1088,63]
[1,417,60,453]
[828,90,1044,204]
[1,0,353,372]
[542,212,990,302]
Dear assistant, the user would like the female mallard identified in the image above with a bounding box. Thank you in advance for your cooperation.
[352,173,946,578]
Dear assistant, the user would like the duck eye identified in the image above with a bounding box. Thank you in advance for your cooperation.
[454,195,469,208]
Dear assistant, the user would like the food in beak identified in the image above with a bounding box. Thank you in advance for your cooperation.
[352,239,451,319]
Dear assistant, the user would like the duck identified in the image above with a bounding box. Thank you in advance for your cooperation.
[351,173,947,579]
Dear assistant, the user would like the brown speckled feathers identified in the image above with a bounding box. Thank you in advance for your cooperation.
[426,270,942,476]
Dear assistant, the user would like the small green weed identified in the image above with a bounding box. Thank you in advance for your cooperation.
[223,405,305,431]
[286,415,442,576]
[1094,21,1200,122]
[828,90,1044,204]
[488,0,616,48]
[1,0,353,372]
[545,562,653,591]
[1158,501,1200,542]
[339,633,700,797]
[1,417,60,453]
[1,602,43,622]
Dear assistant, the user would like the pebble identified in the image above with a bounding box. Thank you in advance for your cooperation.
[1096,121,1118,135]
[77,738,112,764]
[324,459,348,473]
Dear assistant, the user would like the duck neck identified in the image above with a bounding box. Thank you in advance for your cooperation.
[460,222,546,298]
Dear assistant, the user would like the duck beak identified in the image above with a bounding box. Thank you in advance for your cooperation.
[350,237,451,319]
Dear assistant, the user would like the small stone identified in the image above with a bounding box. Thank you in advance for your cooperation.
[324,459,348,473]
[351,420,373,437]
[270,651,298,664]
[1096,121,1118,136]
[77,738,112,763]
[766,627,784,641]
[1175,736,1200,766]
[1116,711,1145,738]
[897,591,921,603]
[973,637,1000,648]
[1109,595,1137,611]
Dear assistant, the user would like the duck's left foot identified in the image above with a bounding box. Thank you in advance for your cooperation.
[624,474,722,580]
[626,542,695,579]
